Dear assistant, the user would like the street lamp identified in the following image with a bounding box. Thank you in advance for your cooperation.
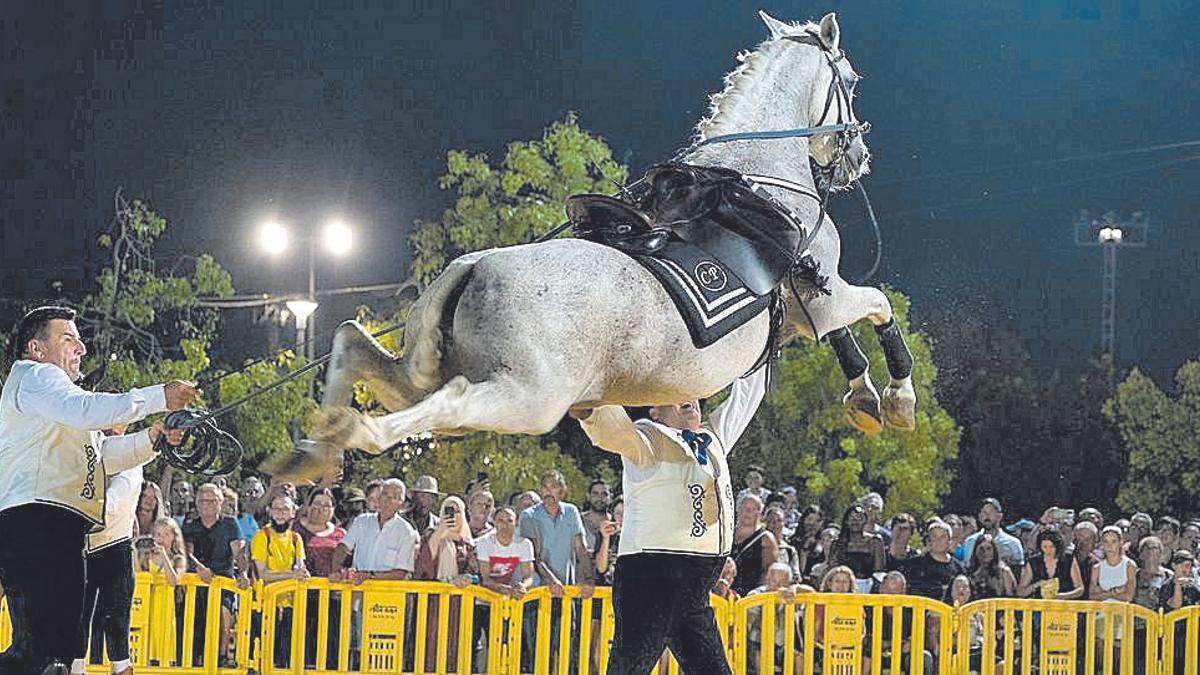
[256,217,356,360]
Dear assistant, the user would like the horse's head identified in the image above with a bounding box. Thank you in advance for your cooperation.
[760,11,871,189]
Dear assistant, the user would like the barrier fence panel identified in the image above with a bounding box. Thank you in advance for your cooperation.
[258,578,507,675]
[958,598,1161,675]
[1163,605,1200,675]
[508,585,617,675]
[732,591,955,675]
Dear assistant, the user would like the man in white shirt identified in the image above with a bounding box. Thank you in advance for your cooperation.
[476,507,534,598]
[576,366,767,675]
[330,478,418,581]
[0,306,195,675]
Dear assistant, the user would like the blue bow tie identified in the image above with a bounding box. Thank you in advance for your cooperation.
[680,430,712,465]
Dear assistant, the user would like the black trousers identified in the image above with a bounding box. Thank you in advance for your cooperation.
[76,540,134,664]
[0,504,92,675]
[608,552,732,675]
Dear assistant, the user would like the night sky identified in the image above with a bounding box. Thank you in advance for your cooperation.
[2,1,1198,383]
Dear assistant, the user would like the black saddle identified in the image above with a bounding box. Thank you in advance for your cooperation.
[567,163,804,296]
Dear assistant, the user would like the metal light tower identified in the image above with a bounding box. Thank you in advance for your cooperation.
[1074,210,1149,385]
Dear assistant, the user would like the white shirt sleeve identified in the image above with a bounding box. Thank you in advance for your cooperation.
[104,470,139,518]
[342,517,360,552]
[707,366,768,453]
[15,362,167,431]
[100,430,157,475]
[519,539,535,563]
[474,535,493,562]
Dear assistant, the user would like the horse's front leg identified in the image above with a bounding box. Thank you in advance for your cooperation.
[819,285,917,432]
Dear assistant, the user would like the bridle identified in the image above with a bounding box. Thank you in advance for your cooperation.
[680,29,871,185]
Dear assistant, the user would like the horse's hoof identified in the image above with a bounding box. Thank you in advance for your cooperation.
[843,387,883,435]
[881,386,917,431]
[260,440,343,485]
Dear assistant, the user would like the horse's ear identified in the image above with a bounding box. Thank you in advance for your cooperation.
[818,12,841,52]
[758,10,791,39]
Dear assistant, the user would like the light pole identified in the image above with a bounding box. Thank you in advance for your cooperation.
[257,218,354,361]
[1074,210,1148,386]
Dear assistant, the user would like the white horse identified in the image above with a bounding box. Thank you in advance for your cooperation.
[268,11,916,482]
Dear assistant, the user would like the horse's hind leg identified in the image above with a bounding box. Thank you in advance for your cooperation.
[320,320,423,412]
[315,375,571,453]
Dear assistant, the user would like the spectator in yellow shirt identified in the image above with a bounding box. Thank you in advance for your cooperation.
[250,494,309,669]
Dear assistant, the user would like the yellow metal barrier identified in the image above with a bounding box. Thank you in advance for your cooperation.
[731,591,955,675]
[14,573,1200,673]
[1163,605,1200,675]
[258,577,508,675]
[958,598,1160,675]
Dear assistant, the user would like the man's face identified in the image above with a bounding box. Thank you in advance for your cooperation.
[765,567,790,590]
[979,504,1002,530]
[745,471,763,490]
[764,509,784,533]
[1176,561,1194,580]
[343,499,365,520]
[1075,528,1097,552]
[863,498,883,522]
[928,527,952,555]
[494,509,516,539]
[587,483,611,512]
[25,318,86,381]
[880,575,906,595]
[650,400,702,432]
[539,477,565,506]
[377,486,403,518]
[172,481,193,511]
[469,491,495,523]
[239,478,264,511]
[411,491,437,514]
[196,487,222,520]
[268,496,295,525]
[365,487,381,513]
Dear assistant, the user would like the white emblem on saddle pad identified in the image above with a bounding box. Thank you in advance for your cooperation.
[693,261,728,292]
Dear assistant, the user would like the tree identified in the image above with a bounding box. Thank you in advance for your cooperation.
[346,114,627,496]
[3,192,315,483]
[1106,362,1200,515]
[726,288,960,519]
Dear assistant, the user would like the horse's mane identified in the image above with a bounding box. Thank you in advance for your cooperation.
[695,21,821,141]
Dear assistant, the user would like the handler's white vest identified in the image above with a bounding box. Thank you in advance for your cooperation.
[618,420,735,558]
[0,360,107,527]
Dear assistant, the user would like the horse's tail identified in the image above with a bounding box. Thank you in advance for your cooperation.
[403,253,481,394]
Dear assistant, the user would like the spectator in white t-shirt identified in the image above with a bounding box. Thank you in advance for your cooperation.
[330,478,418,582]
[476,507,534,599]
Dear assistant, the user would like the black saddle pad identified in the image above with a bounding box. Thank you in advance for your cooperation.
[633,240,772,349]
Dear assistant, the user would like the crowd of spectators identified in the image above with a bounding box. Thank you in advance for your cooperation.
[107,463,1200,670]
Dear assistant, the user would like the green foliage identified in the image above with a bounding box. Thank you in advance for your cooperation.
[1107,363,1200,515]
[409,112,627,287]
[729,288,959,519]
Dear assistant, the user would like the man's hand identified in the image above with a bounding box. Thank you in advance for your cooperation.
[236,573,251,590]
[293,568,311,581]
[164,380,198,410]
[509,584,527,600]
[579,583,595,600]
[549,580,565,598]
[147,421,185,446]
[329,569,346,583]
[197,565,214,584]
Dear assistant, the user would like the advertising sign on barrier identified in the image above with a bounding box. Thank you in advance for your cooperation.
[824,603,864,674]
[1040,608,1077,675]
[361,591,406,672]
